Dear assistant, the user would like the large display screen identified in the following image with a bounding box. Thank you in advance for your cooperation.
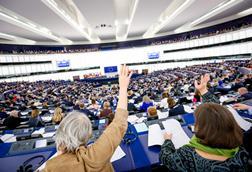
[56,60,70,67]
[104,66,118,73]
[148,52,159,59]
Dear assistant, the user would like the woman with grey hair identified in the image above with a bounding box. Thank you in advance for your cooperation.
[44,65,132,172]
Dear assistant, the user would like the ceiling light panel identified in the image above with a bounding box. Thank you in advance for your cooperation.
[0,5,72,44]
[41,0,100,43]
[0,32,36,44]
[143,0,195,38]
[114,0,139,41]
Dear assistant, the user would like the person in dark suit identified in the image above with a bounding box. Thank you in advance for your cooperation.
[3,110,22,129]
[78,102,98,120]
[99,101,112,118]
[238,87,252,100]
[167,97,186,116]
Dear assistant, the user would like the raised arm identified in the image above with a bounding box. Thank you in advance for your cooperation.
[194,74,220,104]
[85,65,133,165]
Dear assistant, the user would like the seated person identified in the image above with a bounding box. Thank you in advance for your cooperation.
[160,103,248,171]
[100,101,112,118]
[44,64,131,172]
[160,92,169,109]
[88,99,100,110]
[28,107,44,127]
[147,106,158,119]
[167,97,186,116]
[233,103,252,160]
[238,87,252,101]
[52,107,64,124]
[3,110,22,129]
[0,107,8,119]
[79,103,98,120]
[139,95,154,112]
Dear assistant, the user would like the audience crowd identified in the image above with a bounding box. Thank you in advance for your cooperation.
[1,21,251,55]
[0,60,251,171]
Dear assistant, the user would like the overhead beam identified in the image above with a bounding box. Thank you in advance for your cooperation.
[143,0,195,38]
[175,0,244,33]
[114,0,139,41]
[41,0,100,43]
[0,32,36,44]
[0,5,72,44]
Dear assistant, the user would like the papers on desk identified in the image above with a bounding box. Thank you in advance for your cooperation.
[127,115,139,124]
[49,110,54,114]
[42,132,55,138]
[227,106,252,131]
[0,134,16,143]
[127,115,147,124]
[32,128,45,135]
[35,139,47,148]
[20,111,29,116]
[162,119,190,149]
[157,112,168,119]
[134,123,148,133]
[148,119,190,148]
[41,116,52,122]
[110,146,126,162]
[183,105,194,113]
[148,124,164,146]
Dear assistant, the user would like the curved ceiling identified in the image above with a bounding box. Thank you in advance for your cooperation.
[0,0,252,45]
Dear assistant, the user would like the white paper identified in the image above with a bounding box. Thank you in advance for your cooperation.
[137,116,147,123]
[134,123,148,133]
[49,110,54,114]
[227,106,252,131]
[20,121,29,125]
[32,128,45,135]
[183,105,194,113]
[42,132,55,138]
[0,134,16,143]
[5,136,16,143]
[41,116,52,122]
[20,111,29,116]
[35,139,47,148]
[158,111,168,119]
[162,119,190,149]
[127,115,139,124]
[110,146,126,162]
[148,124,164,146]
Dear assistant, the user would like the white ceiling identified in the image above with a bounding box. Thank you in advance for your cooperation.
[0,0,251,45]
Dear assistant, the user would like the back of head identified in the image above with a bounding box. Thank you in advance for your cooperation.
[238,87,248,95]
[167,97,176,108]
[147,106,157,117]
[55,111,92,152]
[194,103,242,149]
[79,102,85,109]
[53,107,63,123]
[162,92,169,99]
[143,95,151,103]
[31,109,40,118]
[103,101,110,109]
[91,99,96,105]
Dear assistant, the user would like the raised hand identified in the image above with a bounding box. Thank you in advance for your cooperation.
[119,64,133,90]
[117,64,133,110]
[194,74,210,95]
[233,103,250,110]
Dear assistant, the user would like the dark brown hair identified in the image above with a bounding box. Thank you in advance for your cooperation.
[162,92,169,99]
[167,97,176,108]
[194,103,242,149]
